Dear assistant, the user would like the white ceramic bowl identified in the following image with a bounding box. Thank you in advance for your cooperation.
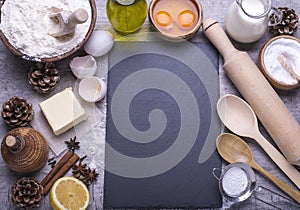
[78,76,106,102]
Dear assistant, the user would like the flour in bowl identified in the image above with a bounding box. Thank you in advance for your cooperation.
[0,0,92,59]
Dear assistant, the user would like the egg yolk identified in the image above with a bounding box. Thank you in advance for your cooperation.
[178,10,196,28]
[155,11,172,26]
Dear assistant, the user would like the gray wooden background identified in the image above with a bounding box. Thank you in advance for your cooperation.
[0,0,299,209]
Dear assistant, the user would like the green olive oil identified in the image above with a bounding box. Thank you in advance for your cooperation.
[106,0,148,34]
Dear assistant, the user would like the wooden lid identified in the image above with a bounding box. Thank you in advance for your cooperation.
[5,135,25,152]
[1,127,49,174]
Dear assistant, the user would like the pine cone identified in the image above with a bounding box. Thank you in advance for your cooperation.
[2,96,34,127]
[269,7,298,36]
[28,62,60,93]
[11,177,43,209]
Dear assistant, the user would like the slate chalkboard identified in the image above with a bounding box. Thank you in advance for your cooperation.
[104,40,222,209]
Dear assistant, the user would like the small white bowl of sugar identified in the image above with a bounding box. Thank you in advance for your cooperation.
[259,35,300,90]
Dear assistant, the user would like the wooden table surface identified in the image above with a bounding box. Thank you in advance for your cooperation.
[0,0,300,209]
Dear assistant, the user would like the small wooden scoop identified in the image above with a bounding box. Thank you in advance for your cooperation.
[277,54,300,81]
[49,8,88,38]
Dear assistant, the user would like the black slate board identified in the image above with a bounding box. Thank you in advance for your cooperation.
[104,40,222,209]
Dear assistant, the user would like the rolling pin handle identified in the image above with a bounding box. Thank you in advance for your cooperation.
[203,18,239,61]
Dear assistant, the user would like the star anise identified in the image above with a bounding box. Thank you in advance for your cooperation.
[47,157,56,168]
[83,168,99,186]
[64,136,80,152]
[72,155,99,187]
[72,156,88,179]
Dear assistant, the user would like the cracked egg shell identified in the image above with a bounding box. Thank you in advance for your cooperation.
[78,76,107,102]
[69,55,97,79]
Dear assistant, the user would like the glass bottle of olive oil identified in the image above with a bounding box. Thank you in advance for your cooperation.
[106,0,148,34]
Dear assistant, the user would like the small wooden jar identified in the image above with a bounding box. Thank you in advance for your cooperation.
[1,127,49,174]
[258,35,300,90]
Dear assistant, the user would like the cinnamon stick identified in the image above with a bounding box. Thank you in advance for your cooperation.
[41,150,73,187]
[43,152,79,194]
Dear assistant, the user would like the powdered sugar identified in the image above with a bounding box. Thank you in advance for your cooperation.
[221,166,248,197]
[264,38,300,85]
[0,0,92,59]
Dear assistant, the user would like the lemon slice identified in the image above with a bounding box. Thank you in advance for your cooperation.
[49,176,90,210]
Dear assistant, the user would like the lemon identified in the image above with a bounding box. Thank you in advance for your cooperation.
[49,176,90,210]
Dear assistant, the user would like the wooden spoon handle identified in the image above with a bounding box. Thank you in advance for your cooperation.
[253,131,300,190]
[252,161,300,204]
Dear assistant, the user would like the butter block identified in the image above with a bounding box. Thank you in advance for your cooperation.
[39,88,88,135]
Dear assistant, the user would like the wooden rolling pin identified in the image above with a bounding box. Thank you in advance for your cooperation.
[203,18,300,165]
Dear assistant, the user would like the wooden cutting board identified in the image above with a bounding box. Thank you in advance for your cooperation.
[104,40,222,208]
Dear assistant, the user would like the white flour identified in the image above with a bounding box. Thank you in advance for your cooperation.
[0,0,92,60]
[264,38,300,85]
[221,166,248,197]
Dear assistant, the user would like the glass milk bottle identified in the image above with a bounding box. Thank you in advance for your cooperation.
[225,0,281,43]
[106,0,148,34]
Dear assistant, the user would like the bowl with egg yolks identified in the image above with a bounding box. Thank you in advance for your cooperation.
[148,0,202,41]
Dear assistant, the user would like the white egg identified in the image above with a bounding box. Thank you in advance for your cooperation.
[69,55,97,79]
[84,30,114,57]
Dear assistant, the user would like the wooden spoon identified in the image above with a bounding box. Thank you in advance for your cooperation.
[217,94,300,189]
[216,133,300,204]
[49,8,89,37]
